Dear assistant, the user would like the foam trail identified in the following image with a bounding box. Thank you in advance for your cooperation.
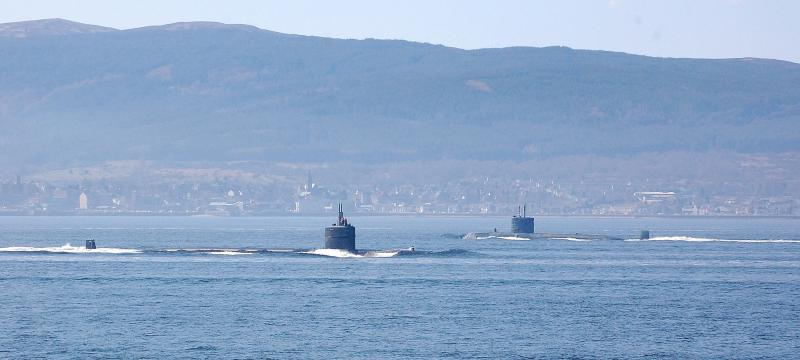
[625,236,800,243]
[497,236,531,241]
[473,235,529,241]
[364,250,401,258]
[162,248,258,255]
[302,248,404,258]
[475,235,587,241]
[303,249,363,258]
[206,251,253,256]
[550,237,591,242]
[0,243,141,254]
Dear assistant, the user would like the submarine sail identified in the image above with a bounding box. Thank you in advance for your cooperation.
[324,203,356,252]
[511,205,535,234]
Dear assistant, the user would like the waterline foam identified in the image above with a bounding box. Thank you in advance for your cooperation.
[625,236,800,243]
[0,243,141,254]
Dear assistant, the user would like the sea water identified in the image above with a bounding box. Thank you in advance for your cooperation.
[0,216,798,359]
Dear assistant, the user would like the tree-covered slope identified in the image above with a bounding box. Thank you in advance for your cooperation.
[0,20,798,167]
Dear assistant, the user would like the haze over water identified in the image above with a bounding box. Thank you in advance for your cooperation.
[1,216,798,358]
[2,1,799,358]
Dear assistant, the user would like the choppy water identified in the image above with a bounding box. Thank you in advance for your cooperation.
[1,216,798,359]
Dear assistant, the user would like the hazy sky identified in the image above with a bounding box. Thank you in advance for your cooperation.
[2,0,798,62]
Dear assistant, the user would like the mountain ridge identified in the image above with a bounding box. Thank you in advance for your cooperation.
[3,18,798,64]
[0,19,798,169]
[0,18,116,37]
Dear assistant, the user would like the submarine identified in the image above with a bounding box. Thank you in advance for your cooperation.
[321,204,416,256]
[512,205,535,234]
[463,205,624,241]
[324,204,356,252]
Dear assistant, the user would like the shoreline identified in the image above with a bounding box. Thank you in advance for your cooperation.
[0,213,797,220]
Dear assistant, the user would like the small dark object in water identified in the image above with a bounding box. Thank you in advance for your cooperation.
[85,239,96,249]
[640,230,650,240]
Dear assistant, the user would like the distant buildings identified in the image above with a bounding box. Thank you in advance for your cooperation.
[0,173,796,217]
[78,192,88,210]
[634,191,677,204]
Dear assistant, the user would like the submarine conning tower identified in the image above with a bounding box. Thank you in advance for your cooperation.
[511,205,535,234]
[324,203,356,252]
[85,239,96,250]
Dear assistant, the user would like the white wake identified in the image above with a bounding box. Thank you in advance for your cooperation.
[206,250,253,256]
[626,236,800,243]
[550,237,592,242]
[473,235,530,241]
[0,243,141,254]
[302,248,402,258]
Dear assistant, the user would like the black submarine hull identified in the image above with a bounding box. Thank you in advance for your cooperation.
[324,226,356,252]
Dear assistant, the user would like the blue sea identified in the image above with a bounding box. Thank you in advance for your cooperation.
[1,215,798,359]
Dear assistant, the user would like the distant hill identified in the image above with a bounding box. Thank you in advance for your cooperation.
[0,18,115,38]
[0,19,798,169]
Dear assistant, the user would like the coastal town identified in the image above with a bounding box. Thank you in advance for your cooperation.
[1,172,796,217]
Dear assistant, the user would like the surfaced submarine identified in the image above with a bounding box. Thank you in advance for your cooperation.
[464,205,625,241]
[324,204,356,252]
[322,204,416,255]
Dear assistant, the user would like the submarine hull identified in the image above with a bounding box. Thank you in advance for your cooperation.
[463,232,623,241]
[324,226,356,252]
